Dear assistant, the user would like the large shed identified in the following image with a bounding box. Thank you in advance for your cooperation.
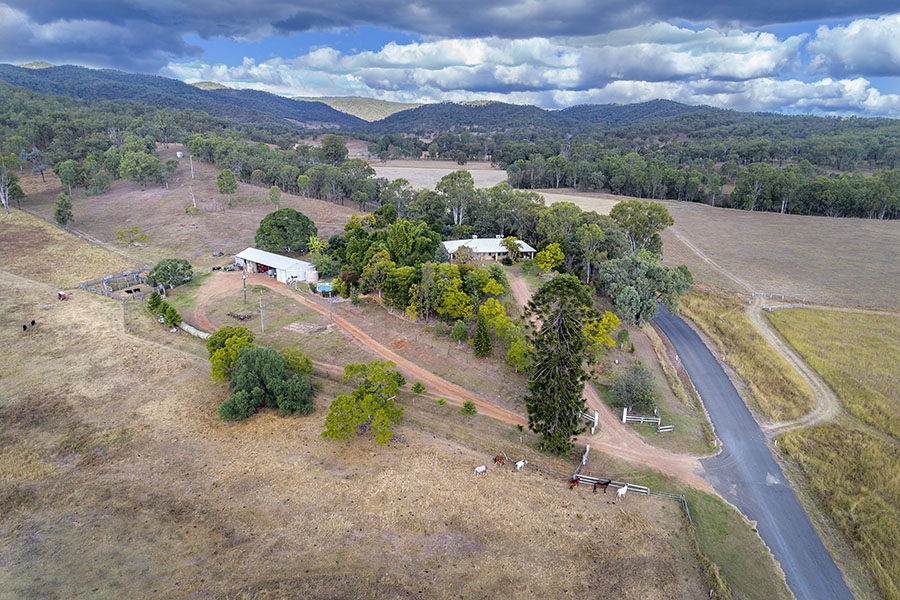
[235,247,316,284]
[442,235,536,262]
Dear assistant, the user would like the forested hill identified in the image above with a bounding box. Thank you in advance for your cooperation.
[367,101,576,134]
[0,64,365,129]
[559,99,704,128]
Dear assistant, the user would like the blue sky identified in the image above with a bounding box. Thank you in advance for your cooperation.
[1,1,900,115]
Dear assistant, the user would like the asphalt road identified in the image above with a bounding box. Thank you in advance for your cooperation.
[654,304,855,600]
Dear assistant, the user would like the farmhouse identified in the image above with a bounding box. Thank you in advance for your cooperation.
[235,247,317,284]
[442,235,536,262]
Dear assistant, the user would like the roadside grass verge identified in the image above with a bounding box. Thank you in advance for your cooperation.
[679,287,814,421]
[766,308,900,437]
[778,424,900,600]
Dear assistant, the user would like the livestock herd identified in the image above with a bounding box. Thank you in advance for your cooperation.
[474,457,631,501]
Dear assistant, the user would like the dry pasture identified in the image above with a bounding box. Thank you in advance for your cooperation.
[0,268,708,600]
[372,160,508,190]
[18,144,359,270]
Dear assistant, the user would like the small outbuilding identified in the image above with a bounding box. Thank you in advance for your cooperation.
[442,235,536,262]
[235,247,316,284]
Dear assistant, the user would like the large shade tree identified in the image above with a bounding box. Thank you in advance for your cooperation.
[255,208,318,255]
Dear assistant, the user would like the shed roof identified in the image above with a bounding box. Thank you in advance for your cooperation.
[442,237,536,255]
[236,247,312,272]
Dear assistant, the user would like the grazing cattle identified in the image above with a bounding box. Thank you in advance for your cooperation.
[593,480,610,494]
[515,459,527,472]
[22,324,27,332]
[493,455,505,467]
[474,465,487,476]
[30,320,36,327]
[616,484,629,501]
[58,291,67,301]
[569,475,580,490]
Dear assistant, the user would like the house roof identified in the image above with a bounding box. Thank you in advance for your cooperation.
[236,247,313,272]
[442,237,536,255]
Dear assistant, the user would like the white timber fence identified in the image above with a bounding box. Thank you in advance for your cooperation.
[657,425,675,433]
[622,407,661,426]
[582,410,599,435]
[570,473,651,496]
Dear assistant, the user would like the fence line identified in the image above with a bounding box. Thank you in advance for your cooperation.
[657,425,675,433]
[581,410,599,435]
[622,407,661,425]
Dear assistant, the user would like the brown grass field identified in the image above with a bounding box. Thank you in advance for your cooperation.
[372,160,508,190]
[679,287,815,421]
[0,271,714,600]
[547,189,900,309]
[18,144,358,271]
[765,308,900,600]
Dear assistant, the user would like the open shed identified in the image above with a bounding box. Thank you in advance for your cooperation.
[235,247,316,284]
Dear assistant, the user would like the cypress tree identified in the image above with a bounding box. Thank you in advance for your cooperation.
[473,311,492,357]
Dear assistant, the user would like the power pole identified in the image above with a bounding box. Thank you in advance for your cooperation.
[189,154,194,180]
[243,268,247,305]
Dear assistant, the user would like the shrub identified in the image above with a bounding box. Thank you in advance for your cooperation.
[412,382,426,394]
[147,290,161,312]
[433,321,450,337]
[521,257,537,275]
[451,320,468,345]
[308,282,317,294]
[616,328,630,349]
[610,362,657,413]
[312,254,339,278]
[460,400,477,416]
[164,305,182,327]
[436,398,446,406]
[220,346,315,421]
[350,286,360,305]
[629,343,635,353]
[500,257,513,266]
[146,258,193,289]
[279,347,313,378]
[156,301,170,317]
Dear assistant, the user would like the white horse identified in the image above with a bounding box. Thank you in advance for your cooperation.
[474,465,487,476]
[616,484,629,501]
[515,459,527,472]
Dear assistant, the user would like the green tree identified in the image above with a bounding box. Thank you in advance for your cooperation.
[524,274,597,454]
[296,174,310,197]
[255,208,318,254]
[576,223,606,284]
[164,305,182,327]
[321,361,404,445]
[535,242,564,272]
[595,253,692,325]
[219,347,314,420]
[609,199,674,255]
[119,151,162,190]
[473,311,492,357]
[361,250,395,299]
[54,193,73,228]
[501,235,522,263]
[268,185,282,209]
[146,258,193,289]
[506,337,528,372]
[319,134,349,166]
[307,234,326,255]
[412,382,426,394]
[610,362,657,413]
[147,290,162,312]
[55,159,85,196]
[217,168,237,197]
[451,319,468,345]
[436,170,476,226]
[208,327,256,383]
[460,400,477,416]
[279,347,313,378]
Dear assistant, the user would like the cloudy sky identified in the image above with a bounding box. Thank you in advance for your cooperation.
[2,1,900,115]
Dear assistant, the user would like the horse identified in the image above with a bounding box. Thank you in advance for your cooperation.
[569,475,580,490]
[593,480,610,494]
[616,484,629,501]
[474,465,487,476]
[493,455,505,467]
[515,459,527,472]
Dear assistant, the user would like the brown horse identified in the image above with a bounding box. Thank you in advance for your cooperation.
[569,475,580,490]
[593,480,610,494]
[493,455,505,467]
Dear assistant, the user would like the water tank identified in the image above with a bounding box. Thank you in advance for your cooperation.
[306,269,319,283]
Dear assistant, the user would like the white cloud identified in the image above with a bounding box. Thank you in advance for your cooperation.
[808,14,900,77]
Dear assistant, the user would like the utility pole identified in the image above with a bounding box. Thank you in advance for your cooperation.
[329,290,334,325]
[259,291,265,332]
[189,154,194,180]
[243,267,247,305]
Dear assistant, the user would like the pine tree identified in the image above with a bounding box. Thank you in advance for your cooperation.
[473,311,492,357]
[147,290,161,312]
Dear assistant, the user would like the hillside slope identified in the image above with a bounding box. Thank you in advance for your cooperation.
[295,96,420,121]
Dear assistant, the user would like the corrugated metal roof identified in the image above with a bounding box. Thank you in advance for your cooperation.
[236,247,313,272]
[442,237,536,255]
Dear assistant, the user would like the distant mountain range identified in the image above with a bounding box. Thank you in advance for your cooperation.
[0,63,715,133]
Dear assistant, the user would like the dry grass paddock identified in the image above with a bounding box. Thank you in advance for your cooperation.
[0,210,133,288]
[0,270,711,600]
[372,160,508,190]
[18,144,358,270]
[679,287,815,421]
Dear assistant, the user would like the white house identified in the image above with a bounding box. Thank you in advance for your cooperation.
[442,235,536,262]
[235,247,317,284]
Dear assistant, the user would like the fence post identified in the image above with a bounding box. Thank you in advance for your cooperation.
[582,443,590,465]
[622,407,628,423]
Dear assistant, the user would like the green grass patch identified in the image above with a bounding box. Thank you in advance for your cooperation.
[164,272,210,310]
[680,288,814,420]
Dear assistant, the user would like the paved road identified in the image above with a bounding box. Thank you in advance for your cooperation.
[654,304,854,600]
